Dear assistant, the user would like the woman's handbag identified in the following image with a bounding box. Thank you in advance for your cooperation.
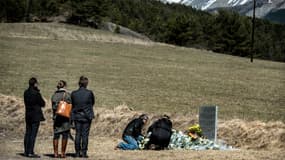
[56,92,72,118]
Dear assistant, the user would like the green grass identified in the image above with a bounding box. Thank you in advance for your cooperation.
[0,23,284,122]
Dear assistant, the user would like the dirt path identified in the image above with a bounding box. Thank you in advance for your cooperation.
[0,136,284,160]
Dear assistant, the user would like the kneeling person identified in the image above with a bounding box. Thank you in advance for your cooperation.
[117,114,149,150]
[145,115,172,150]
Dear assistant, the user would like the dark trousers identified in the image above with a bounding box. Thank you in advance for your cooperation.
[74,120,91,154]
[24,122,40,154]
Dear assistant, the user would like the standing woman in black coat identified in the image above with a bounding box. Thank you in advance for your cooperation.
[23,77,45,158]
[51,80,71,158]
[71,76,95,158]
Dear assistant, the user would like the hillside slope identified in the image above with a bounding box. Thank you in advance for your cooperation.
[2,0,285,61]
[0,23,284,122]
[0,23,285,160]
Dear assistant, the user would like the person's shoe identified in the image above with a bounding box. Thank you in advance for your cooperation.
[82,154,88,158]
[74,152,80,158]
[26,154,41,158]
[81,151,88,158]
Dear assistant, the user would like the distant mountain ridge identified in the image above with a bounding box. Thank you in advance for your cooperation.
[161,0,285,23]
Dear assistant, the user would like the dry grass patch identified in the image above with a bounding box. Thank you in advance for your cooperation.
[1,94,284,151]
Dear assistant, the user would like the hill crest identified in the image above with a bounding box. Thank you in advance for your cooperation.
[0,23,154,46]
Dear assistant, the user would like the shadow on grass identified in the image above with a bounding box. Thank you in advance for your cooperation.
[17,153,26,157]
[43,153,76,158]
[17,153,76,158]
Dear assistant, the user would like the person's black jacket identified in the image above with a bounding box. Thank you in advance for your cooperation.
[24,86,45,123]
[122,118,144,139]
[71,87,95,121]
[146,118,172,149]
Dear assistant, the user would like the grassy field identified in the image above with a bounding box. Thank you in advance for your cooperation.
[0,23,284,122]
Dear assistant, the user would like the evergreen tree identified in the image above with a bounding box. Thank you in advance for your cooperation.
[0,0,25,22]
[1,0,284,61]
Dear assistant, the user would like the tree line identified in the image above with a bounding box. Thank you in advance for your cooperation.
[1,0,284,62]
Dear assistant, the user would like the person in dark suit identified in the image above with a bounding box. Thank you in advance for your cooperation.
[116,114,149,150]
[145,115,172,150]
[23,77,45,158]
[71,76,95,158]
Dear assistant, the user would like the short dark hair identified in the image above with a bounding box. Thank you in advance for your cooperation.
[29,77,38,86]
[78,76,88,88]
[162,114,170,119]
[57,80,67,89]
